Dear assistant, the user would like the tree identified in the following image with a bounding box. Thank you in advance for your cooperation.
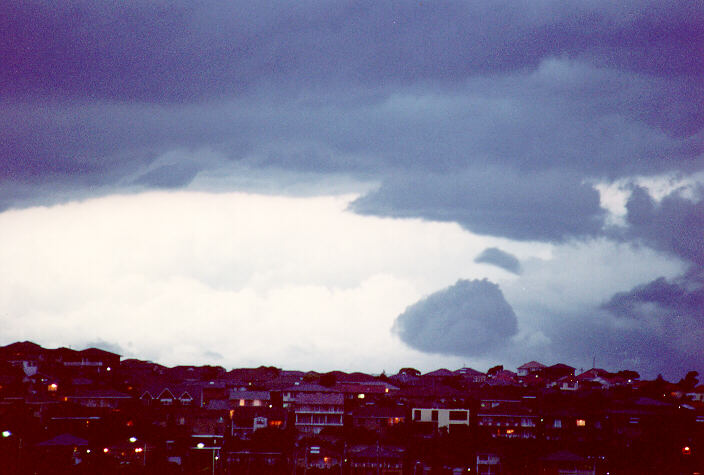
[678,371,699,391]
[487,365,503,377]
[399,368,420,377]
[616,370,640,381]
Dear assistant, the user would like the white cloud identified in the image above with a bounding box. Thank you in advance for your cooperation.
[0,191,686,374]
[0,191,512,371]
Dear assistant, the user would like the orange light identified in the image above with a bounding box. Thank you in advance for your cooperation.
[576,419,586,427]
[324,457,330,463]
[506,429,514,434]
[682,446,692,455]
[103,448,109,453]
[135,447,143,453]
[48,383,58,392]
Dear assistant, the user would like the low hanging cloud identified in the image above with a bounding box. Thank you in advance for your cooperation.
[475,247,522,274]
[596,269,704,373]
[393,279,518,357]
[352,168,606,242]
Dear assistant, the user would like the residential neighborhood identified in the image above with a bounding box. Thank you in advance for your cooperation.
[0,341,702,474]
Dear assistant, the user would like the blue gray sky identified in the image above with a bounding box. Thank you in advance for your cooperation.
[1,0,702,378]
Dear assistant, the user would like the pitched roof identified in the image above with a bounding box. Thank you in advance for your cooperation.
[230,390,270,401]
[456,367,485,376]
[541,450,586,462]
[423,369,454,378]
[283,383,339,393]
[296,392,344,405]
[79,347,121,359]
[37,433,89,447]
[518,361,546,370]
[0,341,45,355]
[68,389,131,399]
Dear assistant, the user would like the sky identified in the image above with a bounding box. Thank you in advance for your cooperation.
[1,0,702,379]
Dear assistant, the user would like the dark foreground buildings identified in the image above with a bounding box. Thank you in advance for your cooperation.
[0,341,702,474]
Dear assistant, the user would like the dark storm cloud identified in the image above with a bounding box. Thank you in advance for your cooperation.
[547,269,704,377]
[352,168,605,242]
[0,0,702,244]
[603,271,704,324]
[624,185,704,266]
[133,162,203,188]
[475,248,522,275]
[3,1,703,101]
[393,279,518,357]
[542,306,702,379]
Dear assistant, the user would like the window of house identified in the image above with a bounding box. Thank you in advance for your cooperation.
[449,410,468,421]
[431,410,438,421]
[553,419,562,428]
[413,410,421,421]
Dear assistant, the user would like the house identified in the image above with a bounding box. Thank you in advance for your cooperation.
[476,452,502,475]
[411,407,470,432]
[282,382,339,408]
[575,368,623,389]
[554,374,579,391]
[230,389,271,407]
[336,381,399,401]
[65,389,132,409]
[486,370,519,386]
[351,405,406,432]
[476,399,539,440]
[140,384,200,406]
[230,406,287,439]
[541,364,575,383]
[686,385,704,403]
[55,347,120,374]
[0,341,47,377]
[456,367,486,383]
[390,368,422,385]
[423,368,455,379]
[517,361,546,377]
[294,392,344,434]
[347,444,404,475]
[539,450,596,475]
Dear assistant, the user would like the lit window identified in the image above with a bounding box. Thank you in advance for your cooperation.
[358,394,365,399]
[48,383,58,392]
[576,419,586,427]
[239,399,245,406]
[553,420,562,428]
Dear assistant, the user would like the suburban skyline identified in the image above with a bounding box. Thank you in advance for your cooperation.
[1,0,702,379]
